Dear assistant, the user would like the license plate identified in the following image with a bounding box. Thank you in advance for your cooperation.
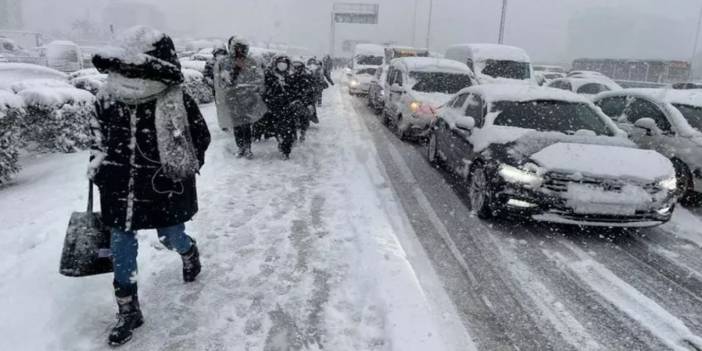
[573,203,636,216]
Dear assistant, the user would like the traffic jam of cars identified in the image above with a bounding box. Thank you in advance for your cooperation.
[346,42,701,229]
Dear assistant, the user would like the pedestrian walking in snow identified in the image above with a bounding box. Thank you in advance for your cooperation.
[307,57,332,107]
[322,54,335,87]
[213,37,266,159]
[262,55,297,159]
[204,45,228,94]
[289,58,316,142]
[89,26,211,347]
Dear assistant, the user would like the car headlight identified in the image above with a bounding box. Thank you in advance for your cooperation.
[658,175,677,191]
[350,80,359,87]
[410,101,421,113]
[498,164,543,187]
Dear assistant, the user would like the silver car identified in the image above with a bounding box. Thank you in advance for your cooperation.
[594,89,702,205]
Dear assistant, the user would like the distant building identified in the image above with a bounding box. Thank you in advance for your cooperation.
[0,0,23,29]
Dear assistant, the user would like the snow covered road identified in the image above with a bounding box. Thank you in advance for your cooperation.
[0,85,472,350]
[349,93,702,351]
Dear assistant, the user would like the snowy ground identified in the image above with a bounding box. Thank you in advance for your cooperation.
[0,85,472,350]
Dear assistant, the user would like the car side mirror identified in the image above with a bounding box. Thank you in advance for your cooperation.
[634,118,661,136]
[455,116,476,131]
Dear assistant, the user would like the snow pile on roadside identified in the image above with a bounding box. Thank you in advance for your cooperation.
[0,86,459,350]
[180,59,206,73]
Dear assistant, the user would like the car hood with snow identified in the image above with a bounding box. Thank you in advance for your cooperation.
[530,142,674,183]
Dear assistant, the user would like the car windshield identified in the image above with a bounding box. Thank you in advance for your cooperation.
[480,60,531,80]
[356,55,383,66]
[492,100,613,135]
[409,71,472,94]
[356,68,376,76]
[673,104,702,132]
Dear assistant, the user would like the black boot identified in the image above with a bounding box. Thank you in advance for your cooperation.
[182,240,201,283]
[108,289,144,347]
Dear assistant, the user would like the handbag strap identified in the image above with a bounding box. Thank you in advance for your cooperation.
[87,181,94,214]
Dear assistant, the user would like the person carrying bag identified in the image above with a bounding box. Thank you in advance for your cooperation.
[86,25,211,347]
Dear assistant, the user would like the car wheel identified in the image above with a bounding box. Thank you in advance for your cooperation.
[427,132,441,166]
[382,111,390,126]
[673,160,699,207]
[469,164,493,219]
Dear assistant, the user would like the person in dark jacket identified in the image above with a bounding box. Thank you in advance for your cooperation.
[262,55,297,159]
[322,54,335,87]
[204,46,228,94]
[289,59,315,141]
[307,58,332,107]
[89,26,211,347]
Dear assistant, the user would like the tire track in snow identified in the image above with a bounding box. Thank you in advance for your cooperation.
[552,239,702,351]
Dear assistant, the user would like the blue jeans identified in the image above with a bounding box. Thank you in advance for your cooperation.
[111,223,193,293]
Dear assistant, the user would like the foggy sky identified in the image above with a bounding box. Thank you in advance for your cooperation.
[21,0,702,64]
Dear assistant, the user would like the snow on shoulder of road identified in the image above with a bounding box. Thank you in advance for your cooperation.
[0,82,463,350]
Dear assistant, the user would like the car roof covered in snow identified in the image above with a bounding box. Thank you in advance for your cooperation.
[596,88,702,107]
[47,40,79,47]
[550,77,622,91]
[0,63,67,90]
[354,43,385,56]
[459,84,592,104]
[447,43,530,63]
[391,57,472,74]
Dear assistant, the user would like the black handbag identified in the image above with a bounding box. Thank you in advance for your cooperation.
[59,181,114,277]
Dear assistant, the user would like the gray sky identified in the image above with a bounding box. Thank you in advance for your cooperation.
[22,0,702,64]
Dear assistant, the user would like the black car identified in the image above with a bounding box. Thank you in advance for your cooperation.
[427,85,678,228]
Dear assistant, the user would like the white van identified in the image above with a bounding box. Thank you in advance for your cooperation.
[349,44,385,94]
[445,44,533,84]
[46,40,84,73]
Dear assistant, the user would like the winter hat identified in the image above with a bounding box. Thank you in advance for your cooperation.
[228,36,250,56]
[93,26,184,86]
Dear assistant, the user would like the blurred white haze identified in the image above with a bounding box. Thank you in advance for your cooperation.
[15,0,702,66]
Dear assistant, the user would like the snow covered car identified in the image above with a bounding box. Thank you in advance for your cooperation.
[45,40,84,73]
[444,44,534,85]
[0,62,68,91]
[348,66,378,95]
[548,77,622,97]
[533,65,566,85]
[593,89,702,205]
[427,85,677,227]
[367,65,387,114]
[383,57,475,140]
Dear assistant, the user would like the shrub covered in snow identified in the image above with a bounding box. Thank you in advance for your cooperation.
[182,68,213,104]
[0,90,25,183]
[17,85,96,152]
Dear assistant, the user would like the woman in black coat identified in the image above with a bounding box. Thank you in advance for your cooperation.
[262,55,298,159]
[89,26,211,346]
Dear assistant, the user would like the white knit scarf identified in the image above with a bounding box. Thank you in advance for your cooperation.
[104,74,200,181]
